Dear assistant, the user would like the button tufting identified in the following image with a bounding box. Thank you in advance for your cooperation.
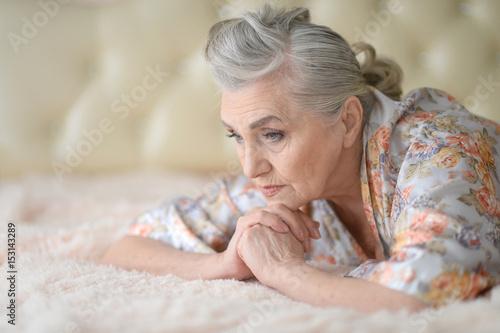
[136,119,148,137]
[86,61,100,77]
[1,0,499,177]
[459,2,474,16]
[177,60,190,76]
[377,0,388,10]
[50,121,61,138]
[417,52,432,69]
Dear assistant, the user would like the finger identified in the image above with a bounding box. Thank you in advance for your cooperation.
[301,238,311,253]
[298,210,321,239]
[247,206,307,250]
[264,204,307,242]
[247,209,290,234]
[304,237,312,252]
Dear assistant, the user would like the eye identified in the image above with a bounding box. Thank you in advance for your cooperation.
[226,132,243,143]
[263,132,283,142]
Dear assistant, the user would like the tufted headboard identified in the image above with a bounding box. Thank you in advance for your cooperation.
[1,0,499,179]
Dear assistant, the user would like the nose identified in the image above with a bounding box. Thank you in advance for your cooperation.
[241,145,271,179]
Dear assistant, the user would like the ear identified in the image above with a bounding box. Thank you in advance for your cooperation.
[340,96,363,148]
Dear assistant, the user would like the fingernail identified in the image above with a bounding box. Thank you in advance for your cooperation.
[299,230,305,241]
[312,229,321,239]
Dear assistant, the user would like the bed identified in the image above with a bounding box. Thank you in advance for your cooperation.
[1,0,500,332]
[1,171,499,332]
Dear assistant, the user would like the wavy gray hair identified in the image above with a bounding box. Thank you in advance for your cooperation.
[204,4,403,122]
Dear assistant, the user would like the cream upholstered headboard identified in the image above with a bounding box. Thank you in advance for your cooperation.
[1,0,499,179]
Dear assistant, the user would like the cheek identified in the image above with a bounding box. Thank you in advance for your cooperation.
[272,143,317,182]
[236,146,244,162]
[236,144,250,168]
[287,141,340,186]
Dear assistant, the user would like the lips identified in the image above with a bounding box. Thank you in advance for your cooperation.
[259,185,285,197]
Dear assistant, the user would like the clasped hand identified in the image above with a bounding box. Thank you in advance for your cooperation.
[221,204,321,288]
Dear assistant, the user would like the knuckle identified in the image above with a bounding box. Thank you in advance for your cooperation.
[250,206,263,214]
[255,210,266,221]
[237,216,251,228]
[253,224,265,231]
[245,225,261,237]
[275,203,287,211]
[271,217,285,229]
[236,216,245,226]
[240,229,250,240]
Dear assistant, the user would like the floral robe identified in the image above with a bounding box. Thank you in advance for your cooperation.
[128,88,500,307]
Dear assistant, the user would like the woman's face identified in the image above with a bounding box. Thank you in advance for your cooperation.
[221,81,353,211]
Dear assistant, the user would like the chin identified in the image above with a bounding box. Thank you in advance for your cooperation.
[265,197,305,211]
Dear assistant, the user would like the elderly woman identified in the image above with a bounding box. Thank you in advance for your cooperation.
[101,5,500,312]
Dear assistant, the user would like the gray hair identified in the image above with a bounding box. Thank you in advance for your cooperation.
[204,4,403,122]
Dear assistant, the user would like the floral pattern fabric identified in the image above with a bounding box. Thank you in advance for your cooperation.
[128,88,500,307]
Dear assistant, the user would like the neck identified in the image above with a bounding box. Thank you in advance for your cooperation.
[322,129,384,260]
[325,130,364,207]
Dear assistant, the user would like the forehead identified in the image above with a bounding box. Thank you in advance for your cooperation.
[221,82,300,127]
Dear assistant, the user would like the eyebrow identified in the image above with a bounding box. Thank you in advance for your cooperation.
[221,115,282,131]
